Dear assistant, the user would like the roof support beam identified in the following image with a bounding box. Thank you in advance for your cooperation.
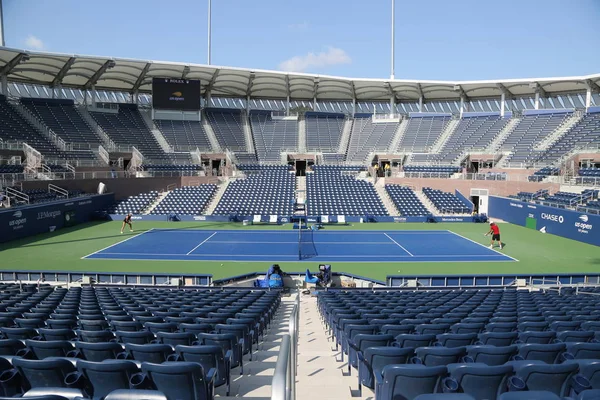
[312,78,319,110]
[51,57,75,87]
[284,75,291,114]
[204,69,220,104]
[246,72,255,98]
[496,83,514,100]
[131,62,151,94]
[0,52,30,76]
[181,65,190,80]
[585,79,600,93]
[84,60,115,90]
[415,83,424,111]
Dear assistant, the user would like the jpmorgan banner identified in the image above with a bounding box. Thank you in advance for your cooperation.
[0,194,114,243]
[488,196,599,246]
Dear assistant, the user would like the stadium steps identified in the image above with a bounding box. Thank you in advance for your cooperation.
[338,116,353,155]
[297,116,307,153]
[76,105,118,151]
[216,296,295,399]
[205,178,231,215]
[201,111,222,151]
[241,110,255,154]
[296,175,306,193]
[415,190,441,216]
[487,116,522,153]
[139,110,174,153]
[387,116,410,153]
[375,179,400,216]
[296,295,372,400]
[429,117,461,153]
[143,191,170,215]
[535,110,586,151]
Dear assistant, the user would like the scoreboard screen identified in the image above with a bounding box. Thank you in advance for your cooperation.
[152,78,201,111]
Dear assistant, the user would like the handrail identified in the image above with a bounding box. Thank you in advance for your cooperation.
[271,294,299,400]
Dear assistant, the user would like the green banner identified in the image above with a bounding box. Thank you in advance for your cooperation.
[525,217,537,230]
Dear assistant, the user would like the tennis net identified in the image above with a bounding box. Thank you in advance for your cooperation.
[298,220,317,260]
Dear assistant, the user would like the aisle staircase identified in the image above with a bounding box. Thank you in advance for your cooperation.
[143,191,170,215]
[217,296,296,399]
[374,179,399,216]
[296,295,372,399]
[205,179,231,215]
[415,190,440,216]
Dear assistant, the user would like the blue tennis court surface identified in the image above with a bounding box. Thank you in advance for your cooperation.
[84,229,516,263]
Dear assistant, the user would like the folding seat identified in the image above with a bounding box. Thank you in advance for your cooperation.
[477,332,518,347]
[518,331,556,344]
[178,323,212,336]
[14,318,45,329]
[394,334,436,349]
[445,364,512,399]
[564,343,600,360]
[76,360,140,400]
[74,342,124,362]
[46,319,77,330]
[380,324,415,337]
[75,330,115,343]
[11,357,81,397]
[581,321,600,332]
[135,316,164,324]
[214,324,253,359]
[413,346,467,367]
[195,317,225,328]
[550,320,582,332]
[568,360,600,390]
[497,391,561,400]
[513,343,566,364]
[347,334,394,375]
[415,324,451,335]
[485,322,517,333]
[465,345,518,366]
[115,331,155,345]
[511,362,578,397]
[0,327,38,340]
[0,339,26,357]
[173,345,231,395]
[340,325,377,360]
[451,323,485,334]
[78,320,109,332]
[109,321,142,332]
[123,344,173,364]
[25,340,75,360]
[557,331,594,343]
[144,322,178,334]
[356,346,414,396]
[196,333,243,375]
[139,361,215,400]
[435,333,477,348]
[375,365,447,400]
[155,332,196,347]
[461,317,489,324]
[414,395,476,400]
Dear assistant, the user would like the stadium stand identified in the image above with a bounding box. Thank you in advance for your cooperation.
[212,165,295,215]
[404,165,461,178]
[306,165,387,216]
[528,167,560,182]
[249,111,298,162]
[305,112,345,153]
[500,112,572,165]
[154,119,212,151]
[385,184,430,216]
[204,108,247,152]
[423,187,471,214]
[412,115,509,164]
[0,95,63,158]
[0,164,24,174]
[105,191,159,214]
[0,284,281,400]
[533,111,600,165]
[346,115,398,163]
[150,185,217,215]
[397,115,451,152]
[90,104,167,162]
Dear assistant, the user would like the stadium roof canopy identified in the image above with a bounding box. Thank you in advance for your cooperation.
[1,46,599,103]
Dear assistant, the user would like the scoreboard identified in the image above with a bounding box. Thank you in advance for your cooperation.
[152,78,201,111]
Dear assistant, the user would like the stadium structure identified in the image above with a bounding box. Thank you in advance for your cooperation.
[0,45,600,400]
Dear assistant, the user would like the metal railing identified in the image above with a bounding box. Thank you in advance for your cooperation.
[271,294,299,400]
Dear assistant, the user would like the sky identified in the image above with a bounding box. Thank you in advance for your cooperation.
[3,0,600,81]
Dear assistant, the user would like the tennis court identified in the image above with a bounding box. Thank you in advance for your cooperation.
[83,229,516,263]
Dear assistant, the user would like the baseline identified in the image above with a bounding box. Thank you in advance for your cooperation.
[81,229,156,259]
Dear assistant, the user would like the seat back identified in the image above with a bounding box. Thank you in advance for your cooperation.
[77,360,139,400]
[450,364,512,400]
[518,343,566,364]
[380,365,446,400]
[25,340,74,360]
[175,345,227,387]
[516,363,578,397]
[13,357,75,390]
[125,343,173,363]
[466,345,518,366]
[141,361,209,400]
[415,346,467,367]
[75,342,124,362]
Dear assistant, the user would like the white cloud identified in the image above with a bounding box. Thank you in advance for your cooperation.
[24,35,44,50]
[278,47,351,73]
[288,21,309,31]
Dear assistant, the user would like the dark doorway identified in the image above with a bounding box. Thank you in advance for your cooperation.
[470,195,479,213]
[211,159,221,176]
[296,160,307,176]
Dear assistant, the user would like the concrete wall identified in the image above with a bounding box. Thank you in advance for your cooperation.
[19,177,219,200]
[385,177,560,197]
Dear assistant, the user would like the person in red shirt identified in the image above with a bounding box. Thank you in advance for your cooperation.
[485,221,503,249]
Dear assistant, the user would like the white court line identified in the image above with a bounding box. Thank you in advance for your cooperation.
[186,232,218,255]
[148,229,451,235]
[384,233,414,256]
[446,230,519,262]
[85,256,516,263]
[81,228,155,259]
[206,240,396,245]
[93,252,505,258]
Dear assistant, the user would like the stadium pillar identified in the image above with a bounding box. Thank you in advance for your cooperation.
[132,90,138,105]
[313,96,317,110]
[286,95,290,115]
[91,85,97,107]
[534,92,540,110]
[246,95,250,115]
[418,96,423,112]
[0,74,7,96]
[459,96,465,118]
[500,93,506,117]
[585,87,592,108]
[389,94,395,116]
[352,98,356,116]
